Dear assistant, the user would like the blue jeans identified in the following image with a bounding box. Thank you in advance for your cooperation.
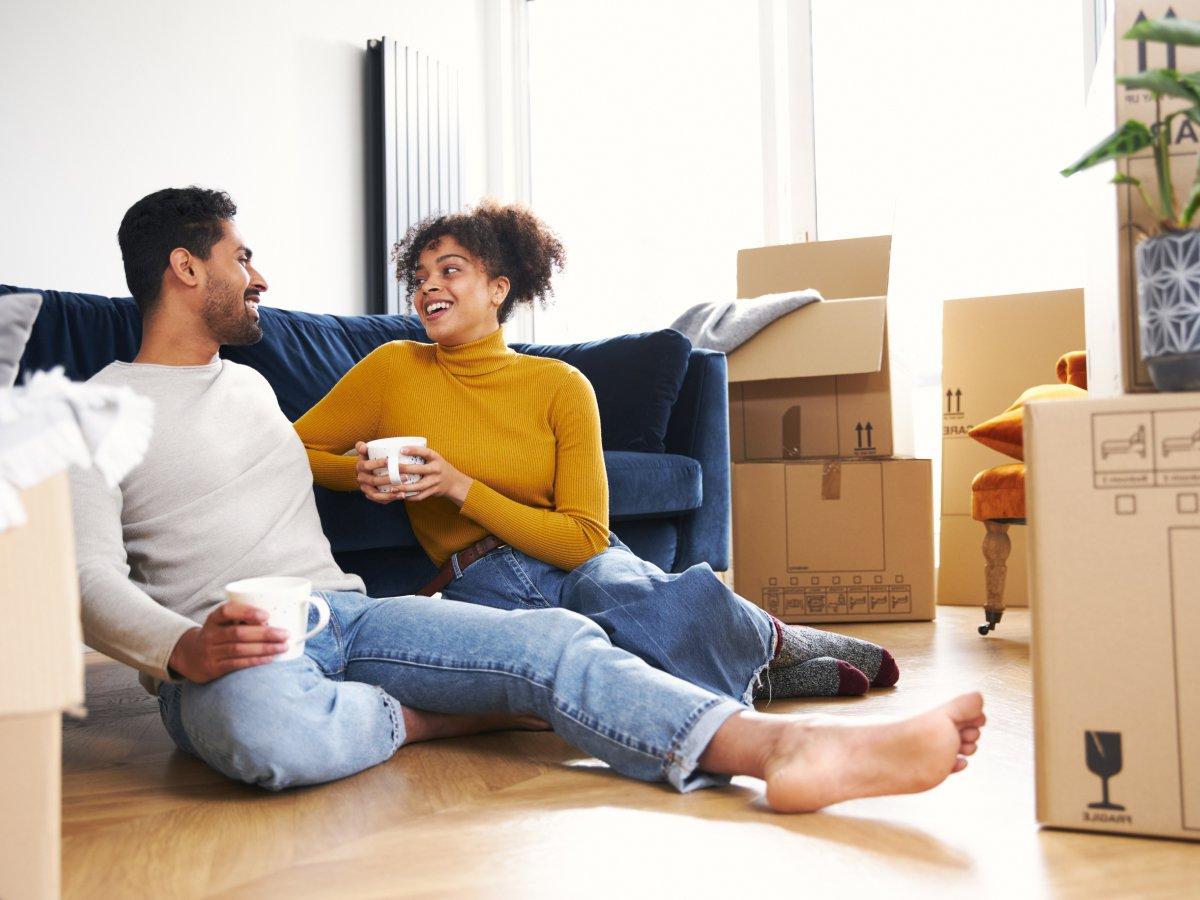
[157,591,742,791]
[440,536,776,704]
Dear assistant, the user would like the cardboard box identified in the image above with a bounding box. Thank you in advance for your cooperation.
[1083,0,1200,396]
[1027,393,1200,841]
[0,473,86,899]
[732,458,934,623]
[938,289,1085,607]
[729,235,913,460]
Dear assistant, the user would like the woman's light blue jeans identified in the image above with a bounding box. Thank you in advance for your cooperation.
[441,536,776,704]
[158,590,743,791]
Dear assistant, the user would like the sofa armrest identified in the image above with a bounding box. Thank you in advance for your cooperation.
[663,348,730,571]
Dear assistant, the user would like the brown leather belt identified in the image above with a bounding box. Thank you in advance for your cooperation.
[416,535,505,597]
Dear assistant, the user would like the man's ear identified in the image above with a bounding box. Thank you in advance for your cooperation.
[167,247,202,288]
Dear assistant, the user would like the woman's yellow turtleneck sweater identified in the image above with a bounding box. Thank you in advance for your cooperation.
[294,328,610,570]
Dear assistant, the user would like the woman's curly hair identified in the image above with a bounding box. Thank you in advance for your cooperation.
[392,198,566,324]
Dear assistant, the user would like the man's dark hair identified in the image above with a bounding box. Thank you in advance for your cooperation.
[117,187,238,316]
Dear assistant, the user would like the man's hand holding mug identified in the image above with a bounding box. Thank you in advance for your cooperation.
[168,577,331,684]
[355,437,473,508]
[168,601,290,684]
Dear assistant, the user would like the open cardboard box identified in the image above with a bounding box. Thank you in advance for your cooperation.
[732,458,934,623]
[728,236,912,461]
[939,289,1085,607]
[0,473,86,899]
[1028,393,1200,842]
[1082,0,1200,396]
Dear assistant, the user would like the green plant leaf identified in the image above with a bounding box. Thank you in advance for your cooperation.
[1156,111,1179,224]
[1183,180,1200,227]
[1124,17,1200,47]
[1111,171,1167,221]
[1118,68,1200,101]
[1061,120,1154,176]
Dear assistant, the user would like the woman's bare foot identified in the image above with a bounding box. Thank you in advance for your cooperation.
[402,708,551,744]
[761,692,985,812]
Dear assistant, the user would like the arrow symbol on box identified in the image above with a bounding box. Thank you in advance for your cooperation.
[855,422,864,449]
[955,389,962,413]
[865,422,874,448]
[946,390,953,413]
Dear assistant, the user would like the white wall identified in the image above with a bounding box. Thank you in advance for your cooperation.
[526,0,764,343]
[0,0,489,315]
[810,0,1088,460]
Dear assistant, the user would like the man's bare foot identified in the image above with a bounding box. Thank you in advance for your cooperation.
[762,692,986,813]
[402,708,551,744]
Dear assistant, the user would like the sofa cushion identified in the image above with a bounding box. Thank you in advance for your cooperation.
[314,485,419,553]
[605,451,702,520]
[513,330,691,453]
[0,292,43,387]
[4,286,142,382]
[222,307,427,420]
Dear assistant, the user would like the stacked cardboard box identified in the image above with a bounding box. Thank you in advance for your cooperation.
[938,290,1085,608]
[0,473,86,899]
[729,236,934,623]
[1027,393,1200,842]
[1031,0,1200,842]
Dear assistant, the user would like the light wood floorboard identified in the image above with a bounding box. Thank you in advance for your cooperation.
[62,607,1200,898]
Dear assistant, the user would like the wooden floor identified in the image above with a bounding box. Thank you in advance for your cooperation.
[62,606,1200,898]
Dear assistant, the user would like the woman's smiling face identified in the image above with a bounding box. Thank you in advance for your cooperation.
[412,235,509,346]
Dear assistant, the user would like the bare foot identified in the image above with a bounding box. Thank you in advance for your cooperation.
[402,708,551,744]
[763,692,986,813]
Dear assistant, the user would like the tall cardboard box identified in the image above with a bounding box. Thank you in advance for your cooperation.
[939,289,1085,607]
[1027,394,1200,841]
[1082,0,1200,396]
[729,236,913,461]
[732,458,934,623]
[0,473,86,899]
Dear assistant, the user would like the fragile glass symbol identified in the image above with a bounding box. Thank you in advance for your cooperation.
[1085,730,1126,811]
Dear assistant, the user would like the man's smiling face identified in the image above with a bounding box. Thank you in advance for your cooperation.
[200,220,268,346]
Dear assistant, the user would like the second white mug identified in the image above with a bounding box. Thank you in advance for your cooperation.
[366,436,427,494]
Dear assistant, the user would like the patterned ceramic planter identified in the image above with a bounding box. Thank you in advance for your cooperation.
[1137,228,1200,390]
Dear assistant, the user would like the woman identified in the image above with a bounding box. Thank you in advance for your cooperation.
[295,200,898,705]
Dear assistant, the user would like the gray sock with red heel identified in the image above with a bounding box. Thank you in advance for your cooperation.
[767,617,899,688]
[753,656,870,700]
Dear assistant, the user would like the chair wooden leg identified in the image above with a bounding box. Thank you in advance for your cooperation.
[979,520,1011,635]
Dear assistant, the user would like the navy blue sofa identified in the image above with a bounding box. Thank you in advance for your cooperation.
[7,286,731,597]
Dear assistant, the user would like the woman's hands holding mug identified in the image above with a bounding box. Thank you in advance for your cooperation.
[355,441,473,507]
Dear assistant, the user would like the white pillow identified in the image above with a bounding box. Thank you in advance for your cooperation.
[0,293,42,388]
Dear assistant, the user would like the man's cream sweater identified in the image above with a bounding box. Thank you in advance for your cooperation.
[70,358,363,689]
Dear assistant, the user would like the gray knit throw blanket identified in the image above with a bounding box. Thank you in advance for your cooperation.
[669,289,823,353]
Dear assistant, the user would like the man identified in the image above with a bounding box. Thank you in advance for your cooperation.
[70,185,985,810]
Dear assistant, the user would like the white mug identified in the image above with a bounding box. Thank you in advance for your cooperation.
[224,576,331,662]
[366,436,427,495]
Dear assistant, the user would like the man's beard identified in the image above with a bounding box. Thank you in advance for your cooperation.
[202,277,263,346]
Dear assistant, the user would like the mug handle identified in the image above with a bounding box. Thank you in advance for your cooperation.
[299,594,331,643]
[386,452,403,485]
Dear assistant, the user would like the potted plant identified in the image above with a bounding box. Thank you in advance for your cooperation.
[1062,15,1200,390]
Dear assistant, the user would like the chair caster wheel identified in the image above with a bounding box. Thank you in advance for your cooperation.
[979,608,1003,636]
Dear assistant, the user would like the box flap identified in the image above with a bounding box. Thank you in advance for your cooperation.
[736,235,891,300]
[0,473,85,716]
[726,295,886,383]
